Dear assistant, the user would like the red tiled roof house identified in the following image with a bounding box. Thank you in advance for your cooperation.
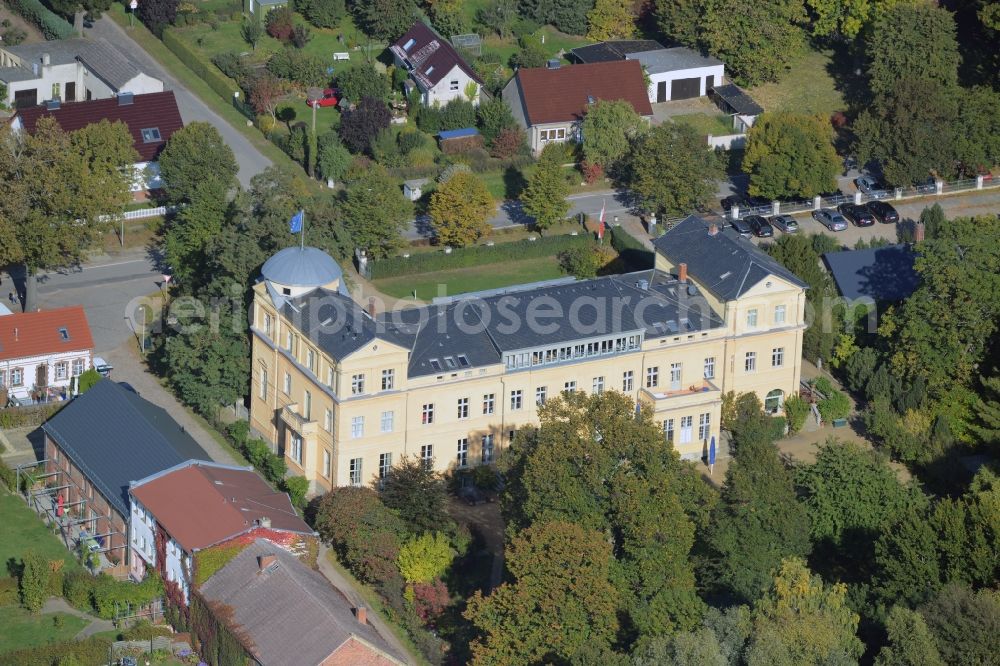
[10,91,184,198]
[502,60,653,155]
[128,460,314,603]
[0,305,93,404]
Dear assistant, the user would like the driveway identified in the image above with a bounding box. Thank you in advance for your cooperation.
[87,17,271,187]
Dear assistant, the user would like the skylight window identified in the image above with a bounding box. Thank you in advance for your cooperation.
[444,356,457,369]
[425,66,435,76]
[141,128,161,143]
[403,38,416,52]
[429,359,442,371]
[58,327,69,341]
[457,354,469,367]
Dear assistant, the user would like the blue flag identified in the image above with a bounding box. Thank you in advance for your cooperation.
[289,210,304,234]
[709,436,716,466]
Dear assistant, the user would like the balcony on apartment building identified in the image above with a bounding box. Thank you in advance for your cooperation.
[279,403,318,437]
[638,379,722,414]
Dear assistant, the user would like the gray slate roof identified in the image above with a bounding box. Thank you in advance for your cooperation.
[653,216,808,301]
[2,38,144,89]
[42,379,210,517]
[823,244,920,302]
[198,539,405,666]
[570,40,665,63]
[711,83,763,116]
[261,246,343,288]
[626,47,723,74]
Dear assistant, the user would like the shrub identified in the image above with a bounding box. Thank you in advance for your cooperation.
[211,51,252,83]
[370,233,594,279]
[440,134,484,155]
[339,96,391,154]
[608,225,654,271]
[90,571,163,619]
[337,63,391,103]
[267,49,327,87]
[19,551,48,612]
[812,376,835,397]
[279,123,308,164]
[490,127,528,159]
[163,29,240,102]
[397,128,426,154]
[4,0,74,39]
[297,0,345,28]
[397,533,454,584]
[121,620,174,640]
[63,570,95,611]
[0,636,112,666]
[317,132,352,181]
[784,394,809,433]
[0,576,19,606]
[559,244,615,278]
[281,475,309,511]
[315,487,407,586]
[581,160,603,184]
[265,5,294,40]
[818,389,852,422]
[411,578,450,621]
[0,458,15,491]
[290,24,311,48]
[510,35,547,69]
[3,26,27,45]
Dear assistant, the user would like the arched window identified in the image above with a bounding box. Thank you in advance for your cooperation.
[765,389,784,413]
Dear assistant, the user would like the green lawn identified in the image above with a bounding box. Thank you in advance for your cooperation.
[670,113,736,137]
[0,493,80,574]
[749,49,846,115]
[0,605,88,653]
[374,255,567,300]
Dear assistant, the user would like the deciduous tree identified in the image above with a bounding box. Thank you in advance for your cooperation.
[581,99,646,171]
[338,96,392,154]
[157,122,239,205]
[744,558,863,665]
[919,585,1000,666]
[339,165,411,258]
[586,0,635,40]
[241,17,264,50]
[137,0,178,34]
[876,606,945,666]
[464,521,620,664]
[701,0,805,86]
[349,0,416,41]
[476,97,517,145]
[626,123,722,216]
[248,74,288,123]
[336,63,391,103]
[742,112,839,199]
[806,0,901,38]
[314,486,407,585]
[397,532,454,583]
[521,145,570,231]
[652,0,704,47]
[297,0,346,28]
[865,3,960,98]
[379,455,447,532]
[429,171,494,246]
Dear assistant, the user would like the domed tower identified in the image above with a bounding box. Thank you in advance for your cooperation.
[259,246,344,298]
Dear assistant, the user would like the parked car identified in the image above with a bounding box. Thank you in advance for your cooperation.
[745,215,774,237]
[92,356,113,378]
[854,176,889,199]
[865,200,899,224]
[306,88,340,108]
[915,177,937,194]
[812,208,848,231]
[720,194,770,214]
[837,203,876,227]
[769,215,799,233]
[730,217,753,236]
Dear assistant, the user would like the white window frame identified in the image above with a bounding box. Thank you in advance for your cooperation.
[745,352,757,372]
[704,357,715,379]
[420,444,433,470]
[324,408,332,432]
[747,308,759,328]
[54,362,68,380]
[564,381,576,393]
[510,390,523,410]
[622,370,633,392]
[536,386,547,405]
[71,359,84,377]
[646,366,658,388]
[772,347,785,367]
[774,304,787,325]
[283,372,291,395]
[698,413,711,440]
[382,369,394,391]
[664,418,675,444]
[381,410,394,433]
[457,438,468,468]
[422,403,435,425]
[289,432,302,465]
[349,458,363,486]
[482,434,494,463]
[379,452,392,479]
[259,366,268,399]
[679,416,693,444]
[351,416,364,439]
[457,397,469,419]
[670,363,682,390]
[323,450,331,478]
[483,393,495,415]
[351,374,365,395]
[592,376,604,394]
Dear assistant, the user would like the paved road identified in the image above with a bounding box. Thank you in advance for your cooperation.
[88,17,271,187]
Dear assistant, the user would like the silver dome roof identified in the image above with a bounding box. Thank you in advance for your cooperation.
[260,246,343,287]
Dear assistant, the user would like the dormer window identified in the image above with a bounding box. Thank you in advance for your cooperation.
[141,128,161,143]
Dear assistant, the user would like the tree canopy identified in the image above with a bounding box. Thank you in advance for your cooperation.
[158,122,239,205]
[743,112,840,199]
[701,0,805,86]
[521,145,570,231]
[581,99,646,172]
[339,165,412,258]
[429,171,495,247]
[625,123,722,216]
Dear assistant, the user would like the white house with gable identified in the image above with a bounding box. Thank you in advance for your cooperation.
[390,21,483,107]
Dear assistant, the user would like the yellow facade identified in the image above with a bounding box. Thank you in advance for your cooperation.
[250,235,806,493]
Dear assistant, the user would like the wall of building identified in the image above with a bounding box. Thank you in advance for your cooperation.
[120,73,164,96]
[45,436,129,568]
[425,64,479,106]
[250,265,805,489]
[642,64,725,102]
[1,349,92,401]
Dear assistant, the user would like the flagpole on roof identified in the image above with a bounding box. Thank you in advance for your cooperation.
[301,209,306,250]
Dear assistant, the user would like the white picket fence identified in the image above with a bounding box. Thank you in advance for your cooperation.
[96,205,173,224]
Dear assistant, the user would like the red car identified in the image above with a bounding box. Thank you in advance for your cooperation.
[306,88,339,108]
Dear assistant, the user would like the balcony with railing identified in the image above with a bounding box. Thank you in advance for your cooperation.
[639,379,722,414]
[279,403,318,437]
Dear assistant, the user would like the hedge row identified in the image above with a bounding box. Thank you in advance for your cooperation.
[162,28,240,103]
[609,226,654,271]
[387,153,535,182]
[0,636,112,666]
[4,0,74,39]
[0,402,63,429]
[371,233,594,280]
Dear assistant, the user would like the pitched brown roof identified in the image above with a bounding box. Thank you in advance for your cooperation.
[199,540,406,666]
[390,21,482,90]
[0,306,93,362]
[513,60,653,125]
[130,461,311,553]
[15,91,183,162]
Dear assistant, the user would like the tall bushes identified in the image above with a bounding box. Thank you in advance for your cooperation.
[163,28,240,102]
[4,0,74,39]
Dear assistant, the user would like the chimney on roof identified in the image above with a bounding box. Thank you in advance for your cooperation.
[259,516,271,528]
[708,223,719,236]
[13,328,18,341]
[41,53,50,68]
[355,606,368,625]
[367,297,376,319]
[546,59,560,69]
[258,554,277,571]
[915,222,925,243]
[678,263,688,284]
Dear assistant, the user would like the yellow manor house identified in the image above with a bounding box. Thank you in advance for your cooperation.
[249,216,807,492]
